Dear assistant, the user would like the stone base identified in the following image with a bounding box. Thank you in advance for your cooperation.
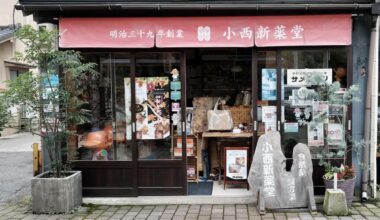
[323,189,348,216]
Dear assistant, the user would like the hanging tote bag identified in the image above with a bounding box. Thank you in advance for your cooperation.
[207,98,234,131]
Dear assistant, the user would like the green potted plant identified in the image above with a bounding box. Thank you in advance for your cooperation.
[296,73,360,208]
[4,25,98,213]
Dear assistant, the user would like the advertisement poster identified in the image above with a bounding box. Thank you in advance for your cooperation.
[308,123,324,146]
[262,69,277,100]
[312,101,329,123]
[262,106,277,123]
[134,77,170,140]
[226,148,248,180]
[284,122,299,133]
[287,69,332,86]
[327,123,344,145]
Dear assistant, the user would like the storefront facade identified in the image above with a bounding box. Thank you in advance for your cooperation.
[17,0,375,198]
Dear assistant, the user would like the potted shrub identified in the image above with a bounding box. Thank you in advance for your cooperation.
[0,94,9,136]
[296,73,360,208]
[4,25,97,213]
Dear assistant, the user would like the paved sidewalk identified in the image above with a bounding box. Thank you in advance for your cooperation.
[0,200,380,220]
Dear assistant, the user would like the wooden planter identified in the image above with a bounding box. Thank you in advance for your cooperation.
[323,176,356,208]
[31,171,82,214]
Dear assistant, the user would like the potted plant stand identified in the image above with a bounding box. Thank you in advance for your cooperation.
[32,171,82,214]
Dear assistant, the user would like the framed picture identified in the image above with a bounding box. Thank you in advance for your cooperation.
[225,147,249,180]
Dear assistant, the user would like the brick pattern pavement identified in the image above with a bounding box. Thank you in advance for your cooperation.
[0,201,380,220]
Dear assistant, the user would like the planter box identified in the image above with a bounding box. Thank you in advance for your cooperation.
[32,171,82,214]
[324,176,356,208]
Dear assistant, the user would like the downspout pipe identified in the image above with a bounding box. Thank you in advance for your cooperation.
[362,15,379,201]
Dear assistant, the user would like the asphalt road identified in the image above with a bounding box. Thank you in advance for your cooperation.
[0,133,40,203]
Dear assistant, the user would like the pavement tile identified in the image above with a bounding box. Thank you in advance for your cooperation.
[211,213,223,218]
[197,216,211,220]
[146,216,160,220]
[275,216,287,220]
[365,217,380,220]
[163,209,176,214]
[121,216,135,220]
[135,213,150,218]
[249,215,262,220]
[364,204,377,209]
[174,210,188,215]
[314,217,328,220]
[172,216,186,220]
[166,205,178,210]
[224,216,236,220]
[337,217,353,220]
[359,210,374,216]
[160,213,174,219]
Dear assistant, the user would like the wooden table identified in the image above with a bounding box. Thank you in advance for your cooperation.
[201,132,253,184]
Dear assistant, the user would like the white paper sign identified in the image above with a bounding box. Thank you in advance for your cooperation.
[262,106,277,123]
[287,69,332,86]
[327,123,344,144]
[308,123,324,146]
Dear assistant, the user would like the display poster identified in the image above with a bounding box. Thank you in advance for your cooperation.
[171,102,180,112]
[312,101,329,123]
[327,123,344,145]
[284,122,299,133]
[262,106,277,123]
[291,87,313,106]
[124,78,132,140]
[134,77,170,140]
[226,148,248,180]
[287,69,332,86]
[262,69,277,100]
[307,123,324,146]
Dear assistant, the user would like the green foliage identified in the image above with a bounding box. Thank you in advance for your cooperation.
[4,25,98,177]
[300,73,360,177]
[0,94,9,132]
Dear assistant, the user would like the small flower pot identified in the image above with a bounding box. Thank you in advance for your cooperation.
[323,176,356,208]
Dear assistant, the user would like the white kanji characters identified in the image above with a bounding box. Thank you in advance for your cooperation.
[176,29,184,38]
[274,25,287,40]
[157,29,165,38]
[263,142,273,153]
[240,27,253,39]
[263,164,273,175]
[118,30,127,39]
[166,29,175,38]
[110,30,118,39]
[264,175,275,187]
[223,26,236,40]
[137,30,145,39]
[256,26,270,40]
[146,30,154,38]
[262,153,273,164]
[298,153,306,177]
[128,30,136,38]
[197,26,211,42]
[291,25,304,39]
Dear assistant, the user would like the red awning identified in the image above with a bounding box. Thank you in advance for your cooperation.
[59,15,351,48]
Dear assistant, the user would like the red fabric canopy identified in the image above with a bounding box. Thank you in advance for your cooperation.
[59,15,351,48]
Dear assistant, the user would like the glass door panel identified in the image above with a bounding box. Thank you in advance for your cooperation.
[135,52,182,160]
[256,51,278,137]
[113,53,132,161]
[280,49,348,162]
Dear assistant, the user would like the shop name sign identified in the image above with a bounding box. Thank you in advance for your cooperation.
[59,15,351,48]
[287,69,332,86]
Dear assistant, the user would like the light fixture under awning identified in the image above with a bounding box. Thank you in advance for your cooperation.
[58,14,351,48]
